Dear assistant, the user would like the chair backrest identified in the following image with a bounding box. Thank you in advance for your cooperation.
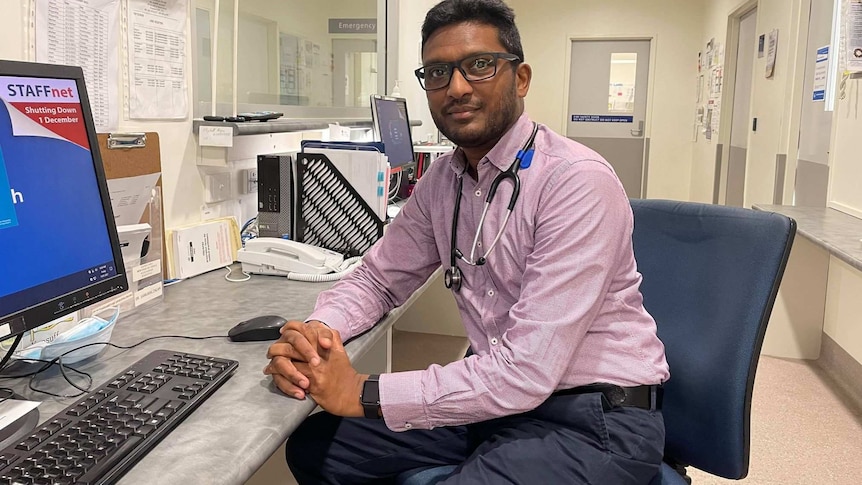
[630,199,795,479]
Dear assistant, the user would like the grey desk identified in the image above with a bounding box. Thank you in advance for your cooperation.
[754,205,862,271]
[753,205,862,359]
[3,269,430,484]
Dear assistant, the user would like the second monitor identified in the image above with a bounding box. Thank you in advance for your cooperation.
[370,95,416,199]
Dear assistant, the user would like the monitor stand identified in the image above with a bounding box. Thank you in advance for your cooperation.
[0,394,40,450]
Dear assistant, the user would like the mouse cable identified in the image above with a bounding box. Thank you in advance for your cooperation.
[1,334,226,399]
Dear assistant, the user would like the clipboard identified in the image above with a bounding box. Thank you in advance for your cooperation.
[85,132,166,315]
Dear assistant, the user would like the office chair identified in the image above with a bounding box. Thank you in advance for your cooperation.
[396,199,796,485]
[633,199,794,483]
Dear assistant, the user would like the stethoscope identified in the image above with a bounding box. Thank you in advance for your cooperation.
[444,122,539,292]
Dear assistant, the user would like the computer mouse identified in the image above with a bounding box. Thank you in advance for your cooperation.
[228,315,288,342]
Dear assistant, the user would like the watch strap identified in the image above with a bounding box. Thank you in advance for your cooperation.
[360,374,381,419]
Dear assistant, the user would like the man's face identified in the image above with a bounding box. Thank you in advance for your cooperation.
[421,22,530,150]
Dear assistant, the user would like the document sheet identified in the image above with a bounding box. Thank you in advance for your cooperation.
[35,0,120,132]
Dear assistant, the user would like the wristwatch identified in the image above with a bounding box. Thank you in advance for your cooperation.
[360,374,382,419]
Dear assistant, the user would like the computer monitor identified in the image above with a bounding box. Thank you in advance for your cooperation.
[0,60,128,351]
[370,94,416,171]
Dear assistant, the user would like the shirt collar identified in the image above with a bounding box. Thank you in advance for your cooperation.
[447,113,534,176]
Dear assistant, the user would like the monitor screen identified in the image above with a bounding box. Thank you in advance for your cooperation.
[0,60,127,343]
[370,95,415,168]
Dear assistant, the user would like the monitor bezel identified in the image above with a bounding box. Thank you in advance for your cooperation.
[369,94,416,168]
[0,60,128,342]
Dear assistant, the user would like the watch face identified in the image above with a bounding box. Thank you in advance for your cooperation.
[362,377,380,405]
[361,376,381,419]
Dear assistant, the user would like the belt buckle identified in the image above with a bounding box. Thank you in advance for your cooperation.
[605,385,627,408]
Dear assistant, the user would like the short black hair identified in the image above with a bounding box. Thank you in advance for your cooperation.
[421,0,524,62]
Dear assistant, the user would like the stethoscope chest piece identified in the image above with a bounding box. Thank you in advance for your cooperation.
[444,265,462,291]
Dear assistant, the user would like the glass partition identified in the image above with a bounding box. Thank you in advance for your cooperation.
[193,0,384,118]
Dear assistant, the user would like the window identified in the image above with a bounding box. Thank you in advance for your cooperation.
[193,0,384,118]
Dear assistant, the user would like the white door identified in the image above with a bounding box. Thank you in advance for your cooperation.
[566,40,650,198]
[724,8,757,207]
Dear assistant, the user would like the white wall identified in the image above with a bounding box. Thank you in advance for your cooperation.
[508,0,704,201]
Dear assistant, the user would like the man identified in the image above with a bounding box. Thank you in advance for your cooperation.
[265,0,669,483]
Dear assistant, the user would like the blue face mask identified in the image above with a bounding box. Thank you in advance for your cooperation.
[51,307,119,344]
[14,307,120,360]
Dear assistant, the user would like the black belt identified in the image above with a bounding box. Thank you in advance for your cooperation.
[552,384,662,411]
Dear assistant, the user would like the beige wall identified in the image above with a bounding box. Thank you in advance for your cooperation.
[745,0,806,208]
[690,0,743,203]
[396,0,439,144]
[0,2,24,61]
[694,0,808,207]
[824,257,862,364]
[828,76,862,218]
[508,0,704,201]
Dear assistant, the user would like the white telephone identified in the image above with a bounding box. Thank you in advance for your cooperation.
[237,238,345,276]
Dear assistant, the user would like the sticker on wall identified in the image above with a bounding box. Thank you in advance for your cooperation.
[570,115,633,123]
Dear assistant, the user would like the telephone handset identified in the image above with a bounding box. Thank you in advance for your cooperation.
[237,238,345,276]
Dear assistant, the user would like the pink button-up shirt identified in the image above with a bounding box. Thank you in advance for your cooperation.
[309,114,669,432]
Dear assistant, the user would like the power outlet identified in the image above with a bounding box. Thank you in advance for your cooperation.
[245,168,257,194]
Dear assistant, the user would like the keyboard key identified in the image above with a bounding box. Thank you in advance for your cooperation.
[15,436,41,451]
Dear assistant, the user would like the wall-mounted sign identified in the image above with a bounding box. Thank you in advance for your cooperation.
[571,114,633,123]
[812,46,829,102]
[328,19,377,34]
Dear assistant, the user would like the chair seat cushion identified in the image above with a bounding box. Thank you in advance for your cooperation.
[396,465,458,485]
[649,462,689,485]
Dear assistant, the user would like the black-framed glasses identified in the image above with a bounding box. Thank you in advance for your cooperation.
[414,52,521,91]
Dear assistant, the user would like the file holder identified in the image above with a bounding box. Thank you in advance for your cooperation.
[294,153,384,257]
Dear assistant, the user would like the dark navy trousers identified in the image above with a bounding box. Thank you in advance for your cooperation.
[286,391,664,484]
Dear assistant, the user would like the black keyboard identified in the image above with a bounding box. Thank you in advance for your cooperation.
[0,350,238,485]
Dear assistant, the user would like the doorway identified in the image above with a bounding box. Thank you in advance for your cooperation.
[566,39,651,198]
[722,7,757,207]
[332,39,378,108]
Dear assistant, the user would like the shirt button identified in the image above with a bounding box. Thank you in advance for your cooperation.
[490,338,499,345]
[487,290,495,296]
[477,242,482,247]
[404,422,413,429]
[475,189,482,197]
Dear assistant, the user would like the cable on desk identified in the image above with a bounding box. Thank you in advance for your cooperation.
[1,334,227,399]
[224,264,251,282]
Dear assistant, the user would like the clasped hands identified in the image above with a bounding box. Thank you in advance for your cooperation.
[264,320,368,418]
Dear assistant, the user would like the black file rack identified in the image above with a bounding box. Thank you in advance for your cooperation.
[294,153,384,257]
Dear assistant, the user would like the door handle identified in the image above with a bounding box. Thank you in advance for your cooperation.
[630,120,644,137]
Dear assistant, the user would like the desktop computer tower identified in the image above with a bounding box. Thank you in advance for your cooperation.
[256,150,384,256]
[256,153,296,239]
